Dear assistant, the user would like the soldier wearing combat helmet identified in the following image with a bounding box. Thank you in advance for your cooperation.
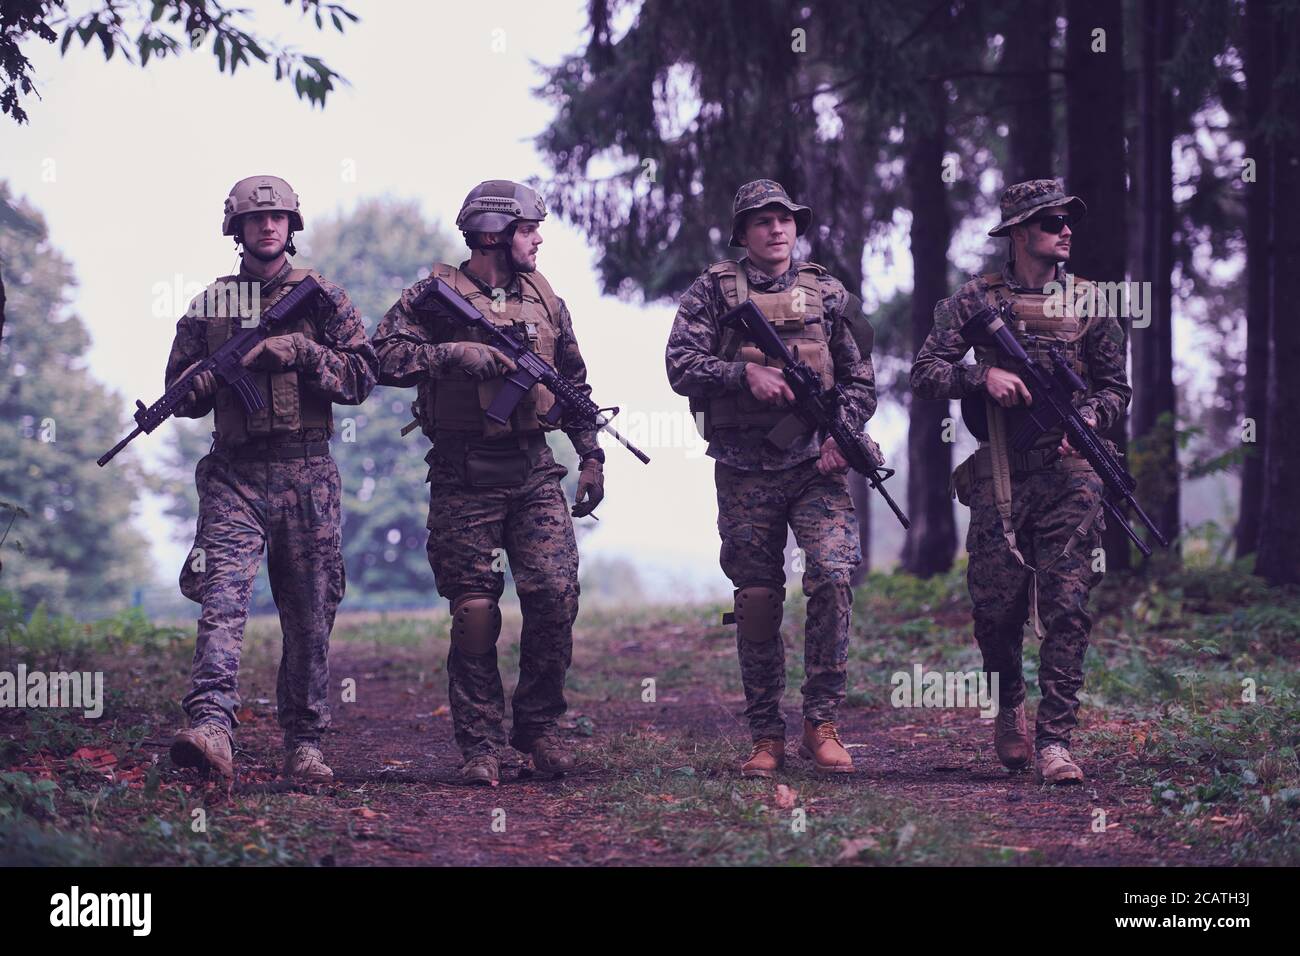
[910,178,1131,784]
[166,175,377,784]
[666,179,878,778]
[372,179,604,786]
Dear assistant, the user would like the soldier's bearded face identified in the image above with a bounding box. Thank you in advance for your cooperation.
[1023,204,1072,264]
[510,221,542,273]
[240,211,289,262]
[741,208,795,270]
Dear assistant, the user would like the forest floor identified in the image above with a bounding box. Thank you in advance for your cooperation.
[2,563,1297,866]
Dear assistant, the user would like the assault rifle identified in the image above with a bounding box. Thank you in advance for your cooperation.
[721,299,910,529]
[98,276,325,466]
[958,300,1169,556]
[411,277,650,465]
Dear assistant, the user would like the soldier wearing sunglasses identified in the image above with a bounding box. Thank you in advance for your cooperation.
[910,179,1132,785]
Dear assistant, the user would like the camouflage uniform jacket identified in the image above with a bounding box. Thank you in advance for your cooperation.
[372,261,601,461]
[165,259,378,422]
[665,257,876,470]
[909,261,1130,435]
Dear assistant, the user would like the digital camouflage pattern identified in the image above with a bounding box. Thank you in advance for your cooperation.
[965,468,1104,746]
[665,257,876,471]
[909,261,1130,437]
[168,261,376,749]
[179,450,346,747]
[424,446,580,758]
[716,458,861,739]
[727,179,811,246]
[165,261,378,426]
[667,247,873,742]
[372,262,600,459]
[373,263,592,761]
[911,253,1131,749]
[987,178,1087,237]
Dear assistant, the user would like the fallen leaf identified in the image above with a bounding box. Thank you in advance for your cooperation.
[774,784,798,810]
[837,837,879,861]
[70,747,117,769]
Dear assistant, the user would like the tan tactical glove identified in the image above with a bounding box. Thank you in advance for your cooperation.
[241,333,311,371]
[571,458,605,518]
[435,342,518,380]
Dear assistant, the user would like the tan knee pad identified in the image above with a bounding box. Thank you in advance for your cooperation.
[450,593,501,655]
[724,586,785,642]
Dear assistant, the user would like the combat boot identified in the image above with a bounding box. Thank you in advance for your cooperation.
[797,719,854,774]
[527,734,576,775]
[740,738,785,778]
[284,744,334,784]
[994,702,1032,770]
[1036,743,1085,784]
[170,722,234,779]
[462,754,500,786]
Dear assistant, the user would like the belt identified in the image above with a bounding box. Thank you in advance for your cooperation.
[223,440,331,461]
[972,444,1092,478]
[432,431,549,452]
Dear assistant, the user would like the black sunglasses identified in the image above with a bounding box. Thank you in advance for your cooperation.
[1029,214,1074,234]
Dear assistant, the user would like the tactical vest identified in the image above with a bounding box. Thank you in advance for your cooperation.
[203,267,332,445]
[692,260,834,440]
[423,263,562,439]
[967,271,1097,450]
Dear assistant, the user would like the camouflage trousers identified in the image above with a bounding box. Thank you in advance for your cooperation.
[966,465,1104,748]
[179,450,345,748]
[425,442,579,760]
[715,457,861,740]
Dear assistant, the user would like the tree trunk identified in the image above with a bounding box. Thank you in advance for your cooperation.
[1255,2,1300,585]
[900,84,956,577]
[1129,0,1181,557]
[1066,0,1130,571]
[1237,0,1272,559]
[1004,0,1056,183]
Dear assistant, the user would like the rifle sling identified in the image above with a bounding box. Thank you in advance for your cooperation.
[985,399,1103,639]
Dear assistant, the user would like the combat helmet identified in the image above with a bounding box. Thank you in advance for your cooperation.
[456,180,547,245]
[222,175,303,237]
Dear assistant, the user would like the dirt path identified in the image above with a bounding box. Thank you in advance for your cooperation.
[206,623,1218,866]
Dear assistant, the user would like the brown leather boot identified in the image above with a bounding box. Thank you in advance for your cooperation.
[797,720,854,774]
[283,744,334,784]
[993,702,1032,770]
[527,734,576,775]
[169,722,234,779]
[740,738,785,778]
[1036,744,1085,785]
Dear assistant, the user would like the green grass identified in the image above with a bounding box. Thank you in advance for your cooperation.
[580,730,1008,866]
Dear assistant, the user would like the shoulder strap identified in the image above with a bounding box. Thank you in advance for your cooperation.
[285,267,322,284]
[708,259,747,307]
[518,268,563,323]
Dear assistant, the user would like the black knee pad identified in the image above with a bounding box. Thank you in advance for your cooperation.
[450,593,502,655]
[724,585,785,642]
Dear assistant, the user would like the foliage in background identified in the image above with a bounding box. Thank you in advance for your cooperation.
[0,181,151,615]
[1,0,358,124]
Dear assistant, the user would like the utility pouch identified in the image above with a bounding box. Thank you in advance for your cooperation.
[951,452,978,507]
[462,444,531,488]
